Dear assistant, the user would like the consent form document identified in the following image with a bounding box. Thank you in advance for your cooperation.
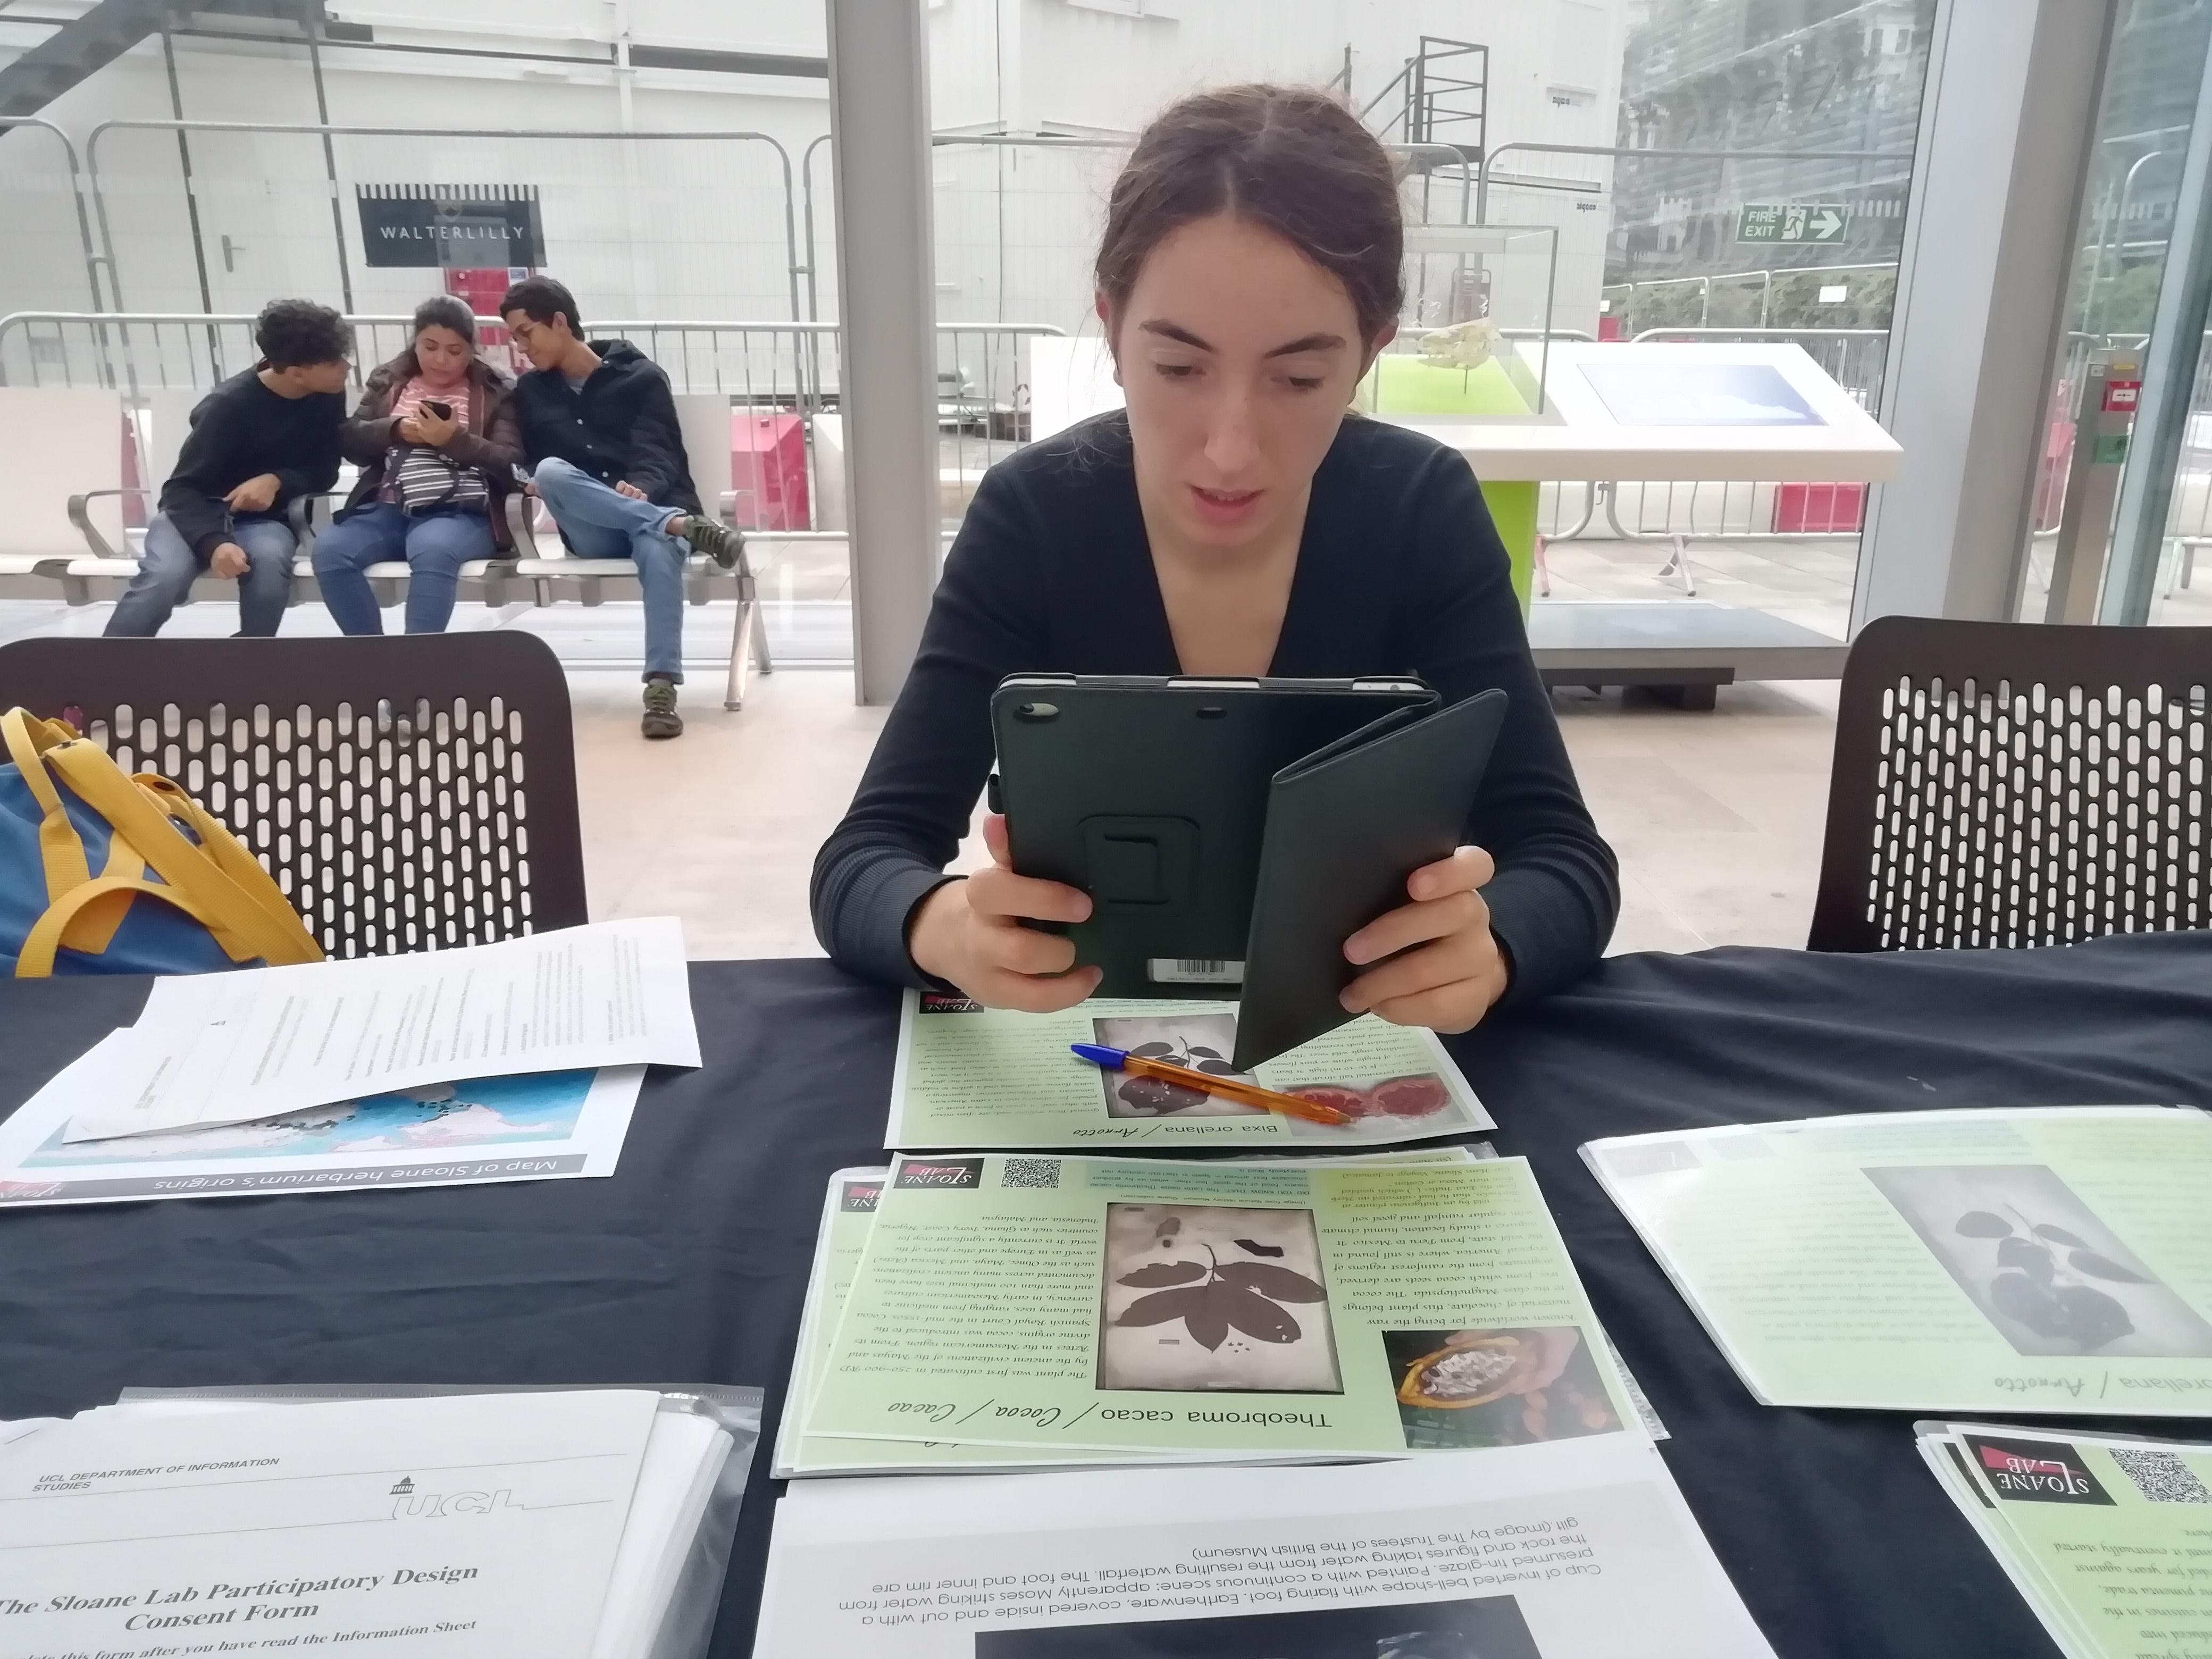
[0,1389,661,1657]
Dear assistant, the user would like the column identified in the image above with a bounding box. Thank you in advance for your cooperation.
[826,0,942,704]
[1851,0,2122,629]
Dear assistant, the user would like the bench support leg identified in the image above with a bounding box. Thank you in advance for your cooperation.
[1655,534,1697,597]
[724,575,773,711]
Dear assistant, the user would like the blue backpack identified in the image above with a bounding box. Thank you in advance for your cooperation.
[0,708,323,978]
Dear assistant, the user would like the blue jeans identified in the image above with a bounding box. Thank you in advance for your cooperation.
[312,501,495,635]
[531,457,688,681]
[104,513,295,637]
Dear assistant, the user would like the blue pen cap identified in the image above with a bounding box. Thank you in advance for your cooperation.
[1069,1042,1127,1069]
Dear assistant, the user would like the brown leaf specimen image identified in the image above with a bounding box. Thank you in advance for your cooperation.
[1091,1013,1263,1119]
[1096,1203,1343,1393]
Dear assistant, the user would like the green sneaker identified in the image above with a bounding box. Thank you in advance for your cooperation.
[641,675,683,740]
[682,513,742,571]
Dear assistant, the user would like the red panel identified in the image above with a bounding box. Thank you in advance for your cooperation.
[730,412,809,531]
[1771,481,1866,534]
[445,267,532,372]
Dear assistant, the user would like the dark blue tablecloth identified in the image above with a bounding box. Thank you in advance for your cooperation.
[3,932,2210,1658]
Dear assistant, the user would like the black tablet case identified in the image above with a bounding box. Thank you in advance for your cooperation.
[991,676,1504,1070]
[993,677,1436,1000]
[1233,688,1507,1069]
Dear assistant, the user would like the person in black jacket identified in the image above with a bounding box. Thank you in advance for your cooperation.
[812,85,1619,1034]
[105,298,351,638]
[499,276,741,739]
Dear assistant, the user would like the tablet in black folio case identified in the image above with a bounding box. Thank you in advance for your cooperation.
[1232,688,1508,1070]
[991,675,1438,1000]
[991,675,1505,1072]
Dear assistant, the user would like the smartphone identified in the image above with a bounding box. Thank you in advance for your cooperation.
[418,399,453,421]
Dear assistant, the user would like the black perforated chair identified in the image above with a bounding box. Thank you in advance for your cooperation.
[0,633,589,958]
[1808,616,2211,952]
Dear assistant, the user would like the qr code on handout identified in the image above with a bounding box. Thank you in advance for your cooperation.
[2111,1447,2212,1504]
[1001,1158,1061,1189]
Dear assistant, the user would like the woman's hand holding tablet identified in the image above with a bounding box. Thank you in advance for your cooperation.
[912,818,1509,1035]
[908,816,1104,1012]
[1339,845,1511,1034]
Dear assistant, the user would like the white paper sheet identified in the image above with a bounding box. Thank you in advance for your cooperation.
[0,1389,663,1658]
[61,916,698,1142]
[591,1410,732,1659]
[63,1393,740,1659]
[0,1033,644,1208]
[756,1437,1774,1659]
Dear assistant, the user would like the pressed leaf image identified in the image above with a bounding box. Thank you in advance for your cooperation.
[1092,1013,1266,1119]
[1867,1164,2212,1359]
[1096,1203,1343,1393]
[1116,1250,1328,1353]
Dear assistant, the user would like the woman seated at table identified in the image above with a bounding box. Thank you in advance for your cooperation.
[811,84,1618,1032]
[313,294,522,636]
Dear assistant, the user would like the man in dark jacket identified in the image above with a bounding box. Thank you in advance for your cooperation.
[106,298,351,638]
[500,275,740,739]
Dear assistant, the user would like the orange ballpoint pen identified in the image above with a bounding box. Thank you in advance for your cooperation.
[1070,1042,1354,1126]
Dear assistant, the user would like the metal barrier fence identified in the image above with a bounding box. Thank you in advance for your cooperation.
[0,311,1049,399]
[1601,263,1898,332]
[0,311,1062,540]
[27,304,2212,593]
[82,121,806,323]
[0,120,103,316]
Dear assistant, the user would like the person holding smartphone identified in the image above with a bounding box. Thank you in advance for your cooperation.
[812,84,1618,1034]
[312,294,524,636]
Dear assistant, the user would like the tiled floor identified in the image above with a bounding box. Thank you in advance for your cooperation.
[574,665,1844,963]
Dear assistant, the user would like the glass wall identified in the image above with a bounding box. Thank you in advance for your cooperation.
[0,0,1960,676]
[1543,0,1934,646]
[919,0,1940,672]
[2012,0,2212,628]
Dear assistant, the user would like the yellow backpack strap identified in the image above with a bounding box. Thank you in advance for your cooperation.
[40,739,322,970]
[42,814,155,960]
[132,775,323,964]
[16,876,221,979]
[1,707,91,902]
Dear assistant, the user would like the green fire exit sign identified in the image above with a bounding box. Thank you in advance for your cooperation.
[1738,203,1849,244]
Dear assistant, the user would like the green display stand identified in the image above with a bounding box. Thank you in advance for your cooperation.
[1361,356,1541,616]
[1479,480,1538,615]
[1366,354,1533,418]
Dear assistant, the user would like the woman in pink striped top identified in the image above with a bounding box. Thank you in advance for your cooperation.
[315,294,524,634]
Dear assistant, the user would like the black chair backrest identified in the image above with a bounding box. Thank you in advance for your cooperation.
[1809,615,2211,952]
[0,634,588,958]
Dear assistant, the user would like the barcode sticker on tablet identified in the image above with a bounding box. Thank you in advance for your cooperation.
[1147,958,1245,985]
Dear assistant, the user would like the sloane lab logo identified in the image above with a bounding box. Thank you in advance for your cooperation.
[1967,1436,2115,1505]
[894,1158,984,1191]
